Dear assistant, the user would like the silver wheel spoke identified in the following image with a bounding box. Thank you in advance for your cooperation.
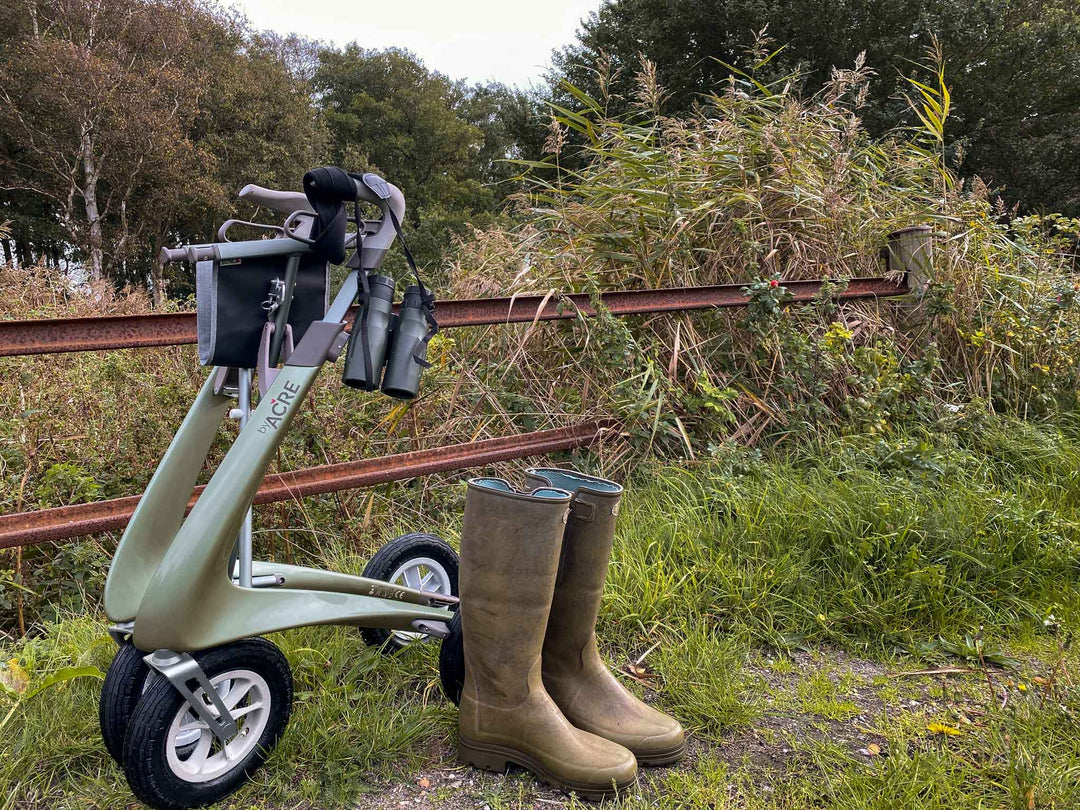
[403,567,422,589]
[231,701,264,719]
[179,716,209,733]
[187,731,212,770]
[222,677,254,710]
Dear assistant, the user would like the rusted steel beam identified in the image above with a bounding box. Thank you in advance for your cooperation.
[457,276,907,325]
[0,421,615,550]
[0,312,200,356]
[0,277,907,357]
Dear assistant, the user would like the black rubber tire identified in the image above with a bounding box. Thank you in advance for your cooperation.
[360,532,459,653]
[99,640,152,766]
[438,609,465,705]
[121,638,292,810]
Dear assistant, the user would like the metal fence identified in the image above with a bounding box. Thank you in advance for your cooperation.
[0,276,908,548]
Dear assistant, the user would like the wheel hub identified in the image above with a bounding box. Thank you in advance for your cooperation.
[165,669,271,783]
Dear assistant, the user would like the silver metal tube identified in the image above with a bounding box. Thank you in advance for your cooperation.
[237,369,254,589]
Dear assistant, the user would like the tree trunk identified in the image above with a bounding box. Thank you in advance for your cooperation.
[26,0,39,36]
[80,126,104,281]
[15,238,31,266]
[150,234,165,308]
[1,238,12,266]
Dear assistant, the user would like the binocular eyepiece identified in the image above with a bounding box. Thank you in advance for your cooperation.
[341,273,430,400]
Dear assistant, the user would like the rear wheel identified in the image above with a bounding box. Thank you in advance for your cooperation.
[360,532,458,652]
[438,610,465,705]
[121,638,292,810]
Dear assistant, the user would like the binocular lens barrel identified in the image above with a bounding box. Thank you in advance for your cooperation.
[341,274,395,391]
[381,285,429,400]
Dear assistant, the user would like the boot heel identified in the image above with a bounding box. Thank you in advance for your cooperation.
[459,739,509,773]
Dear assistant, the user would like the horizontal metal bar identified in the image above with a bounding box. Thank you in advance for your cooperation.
[0,277,907,357]
[0,421,615,549]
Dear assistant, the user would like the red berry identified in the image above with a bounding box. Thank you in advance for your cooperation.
[769,279,780,288]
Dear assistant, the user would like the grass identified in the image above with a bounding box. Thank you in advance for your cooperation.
[1,414,1079,808]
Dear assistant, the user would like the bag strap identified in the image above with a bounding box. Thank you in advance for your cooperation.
[385,207,439,368]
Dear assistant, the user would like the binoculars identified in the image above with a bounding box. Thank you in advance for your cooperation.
[342,273,430,399]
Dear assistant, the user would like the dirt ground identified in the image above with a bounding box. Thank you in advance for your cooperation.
[319,647,1007,810]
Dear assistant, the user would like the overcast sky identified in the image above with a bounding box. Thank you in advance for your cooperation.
[235,0,604,88]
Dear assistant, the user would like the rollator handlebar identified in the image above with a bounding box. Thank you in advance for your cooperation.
[238,175,399,216]
[159,170,405,268]
[238,185,313,215]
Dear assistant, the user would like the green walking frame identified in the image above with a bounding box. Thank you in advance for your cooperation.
[100,169,459,810]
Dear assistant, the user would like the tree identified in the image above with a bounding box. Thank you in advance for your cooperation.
[0,0,209,282]
[550,0,1080,215]
[0,0,324,301]
[314,47,532,275]
[155,27,326,299]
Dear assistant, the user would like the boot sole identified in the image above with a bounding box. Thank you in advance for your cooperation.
[459,737,637,800]
[636,739,687,767]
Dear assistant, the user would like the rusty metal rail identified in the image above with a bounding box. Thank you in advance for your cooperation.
[0,276,907,357]
[0,274,910,549]
[0,421,614,549]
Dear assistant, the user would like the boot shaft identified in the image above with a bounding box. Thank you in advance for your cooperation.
[523,469,623,674]
[459,478,571,705]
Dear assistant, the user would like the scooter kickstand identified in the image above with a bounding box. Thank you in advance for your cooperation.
[144,650,239,743]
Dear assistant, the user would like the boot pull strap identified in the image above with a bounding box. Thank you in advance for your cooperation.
[569,496,620,522]
[571,501,595,522]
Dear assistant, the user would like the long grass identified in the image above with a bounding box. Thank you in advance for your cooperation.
[2,416,1078,807]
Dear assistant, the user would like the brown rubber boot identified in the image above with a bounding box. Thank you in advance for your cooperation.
[523,469,686,766]
[457,477,638,799]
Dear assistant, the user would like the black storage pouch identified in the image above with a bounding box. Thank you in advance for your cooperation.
[195,254,329,368]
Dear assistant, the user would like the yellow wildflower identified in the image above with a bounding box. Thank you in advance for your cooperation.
[927,723,961,736]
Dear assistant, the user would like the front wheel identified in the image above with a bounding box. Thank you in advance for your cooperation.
[99,640,153,765]
[121,638,292,810]
[361,532,459,653]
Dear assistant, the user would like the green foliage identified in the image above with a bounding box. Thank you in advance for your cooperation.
[552,0,1080,216]
[607,425,1080,653]
[33,464,102,508]
[741,278,795,338]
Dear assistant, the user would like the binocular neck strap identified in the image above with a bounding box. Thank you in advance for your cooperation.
[387,208,439,368]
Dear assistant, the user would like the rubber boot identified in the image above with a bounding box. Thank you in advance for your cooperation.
[523,468,686,766]
[457,478,638,799]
